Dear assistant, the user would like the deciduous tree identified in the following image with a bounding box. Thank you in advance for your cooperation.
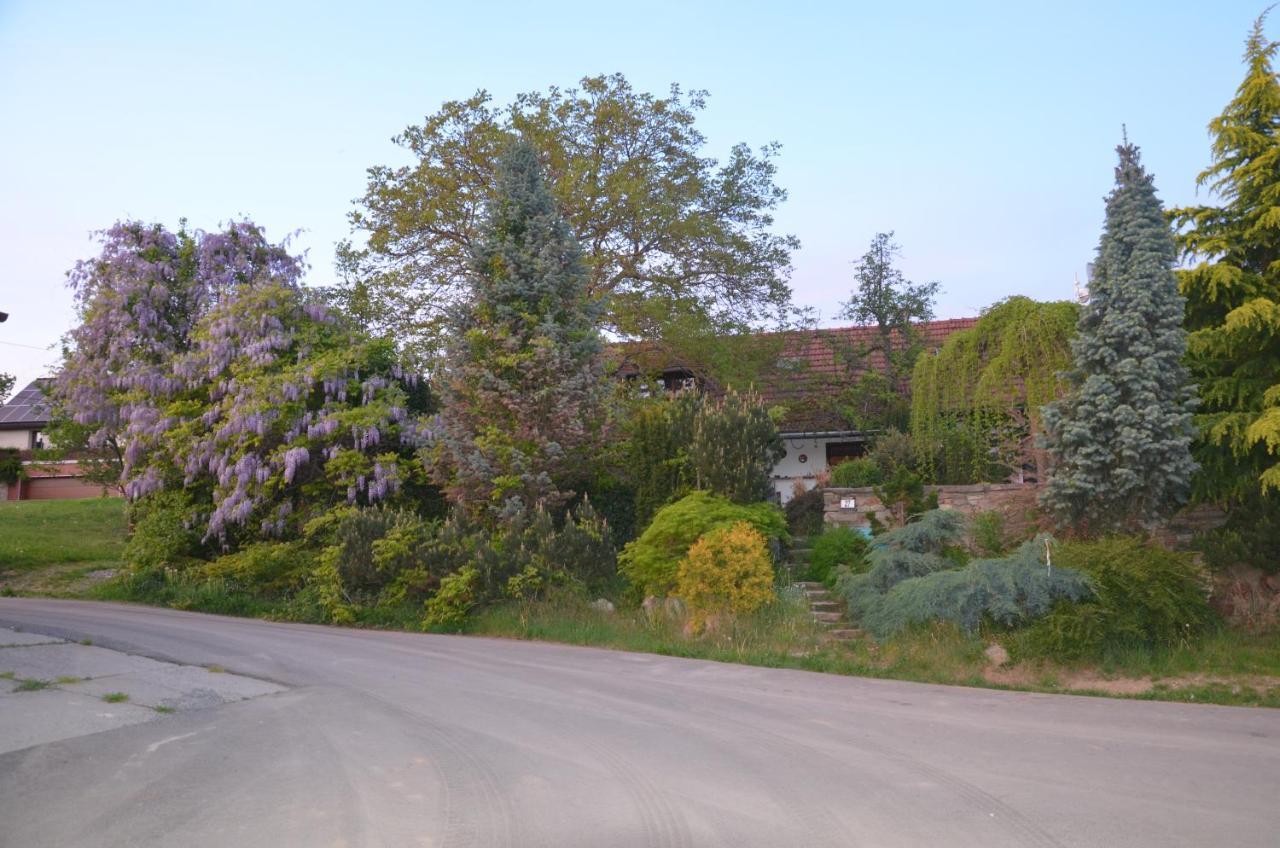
[836,232,940,429]
[338,74,799,365]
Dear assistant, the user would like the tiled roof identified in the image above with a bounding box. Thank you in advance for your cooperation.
[0,379,52,430]
[610,318,979,434]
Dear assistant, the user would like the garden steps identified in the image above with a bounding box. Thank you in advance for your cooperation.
[790,580,862,639]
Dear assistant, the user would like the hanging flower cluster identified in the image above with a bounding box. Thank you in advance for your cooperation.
[54,220,432,543]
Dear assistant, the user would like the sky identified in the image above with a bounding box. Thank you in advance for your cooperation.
[0,0,1272,394]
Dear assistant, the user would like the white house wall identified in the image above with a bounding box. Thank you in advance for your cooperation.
[0,430,33,450]
[772,435,858,504]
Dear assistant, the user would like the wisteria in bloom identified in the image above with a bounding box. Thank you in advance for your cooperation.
[53,219,434,545]
[168,280,433,541]
[53,221,304,496]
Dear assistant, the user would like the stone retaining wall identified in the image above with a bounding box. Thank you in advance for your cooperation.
[823,484,1225,546]
[823,483,1039,532]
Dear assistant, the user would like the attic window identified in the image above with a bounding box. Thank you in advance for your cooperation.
[661,368,698,393]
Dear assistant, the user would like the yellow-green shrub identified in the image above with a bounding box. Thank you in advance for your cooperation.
[675,522,775,631]
[619,491,787,598]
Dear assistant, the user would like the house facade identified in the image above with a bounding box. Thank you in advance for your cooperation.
[613,318,978,503]
[0,379,108,501]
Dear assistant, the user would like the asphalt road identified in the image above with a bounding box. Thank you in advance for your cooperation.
[1,599,1277,848]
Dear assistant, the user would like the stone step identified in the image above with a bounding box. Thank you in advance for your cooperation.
[811,611,843,624]
[803,588,830,598]
[794,581,824,590]
[828,628,863,640]
[809,600,841,612]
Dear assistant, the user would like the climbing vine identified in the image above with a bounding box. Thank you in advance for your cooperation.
[910,297,1077,483]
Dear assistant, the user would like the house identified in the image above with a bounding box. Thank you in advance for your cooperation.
[0,378,108,501]
[613,318,978,502]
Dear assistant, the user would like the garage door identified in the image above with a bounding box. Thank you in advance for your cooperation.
[24,476,109,500]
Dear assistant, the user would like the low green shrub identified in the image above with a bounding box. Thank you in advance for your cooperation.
[836,510,1090,639]
[784,485,825,536]
[619,491,788,598]
[0,448,23,485]
[809,527,870,584]
[970,511,1010,556]
[200,540,311,592]
[1023,537,1215,659]
[867,429,916,477]
[676,522,775,630]
[124,491,204,570]
[1193,493,1280,575]
[829,458,881,488]
[872,467,938,529]
[423,566,479,631]
[857,543,1091,637]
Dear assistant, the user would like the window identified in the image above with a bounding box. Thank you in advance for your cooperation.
[825,441,865,467]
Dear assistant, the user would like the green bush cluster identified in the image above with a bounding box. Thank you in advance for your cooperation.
[619,491,787,598]
[624,389,784,527]
[1023,537,1215,659]
[829,458,880,488]
[0,448,22,485]
[783,486,825,536]
[676,522,775,631]
[808,527,869,584]
[836,510,1091,639]
[123,491,205,570]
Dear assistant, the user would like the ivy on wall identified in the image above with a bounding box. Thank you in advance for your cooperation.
[910,297,1078,483]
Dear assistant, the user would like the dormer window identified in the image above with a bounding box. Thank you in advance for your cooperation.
[661,368,698,394]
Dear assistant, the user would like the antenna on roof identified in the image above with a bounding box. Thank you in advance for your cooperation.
[1074,274,1089,304]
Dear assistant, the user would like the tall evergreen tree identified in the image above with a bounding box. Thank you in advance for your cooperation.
[433,141,608,521]
[1041,139,1197,530]
[1171,13,1280,498]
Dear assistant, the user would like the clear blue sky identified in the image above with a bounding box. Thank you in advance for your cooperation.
[0,0,1271,391]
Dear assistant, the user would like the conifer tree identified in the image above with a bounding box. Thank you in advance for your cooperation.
[1171,13,1280,498]
[434,141,608,521]
[1041,139,1197,530]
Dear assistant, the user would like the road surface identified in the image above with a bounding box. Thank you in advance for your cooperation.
[1,598,1277,847]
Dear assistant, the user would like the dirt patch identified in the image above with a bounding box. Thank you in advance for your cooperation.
[983,663,1280,698]
[0,564,117,597]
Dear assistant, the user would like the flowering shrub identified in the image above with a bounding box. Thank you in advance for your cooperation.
[675,522,775,631]
[53,220,433,550]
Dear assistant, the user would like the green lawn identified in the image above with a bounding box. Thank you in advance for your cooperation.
[0,498,128,569]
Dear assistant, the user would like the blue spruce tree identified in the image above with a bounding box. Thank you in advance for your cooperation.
[1041,138,1197,531]
[433,140,608,522]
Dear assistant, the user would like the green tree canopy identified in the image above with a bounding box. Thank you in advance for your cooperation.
[836,232,940,429]
[339,74,799,365]
[1042,140,1197,531]
[432,140,610,522]
[1171,13,1280,498]
[911,296,1078,483]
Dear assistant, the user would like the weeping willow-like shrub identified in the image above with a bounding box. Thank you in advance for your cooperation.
[836,508,1090,639]
[910,297,1077,483]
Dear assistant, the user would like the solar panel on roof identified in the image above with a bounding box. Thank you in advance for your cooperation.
[0,379,52,428]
